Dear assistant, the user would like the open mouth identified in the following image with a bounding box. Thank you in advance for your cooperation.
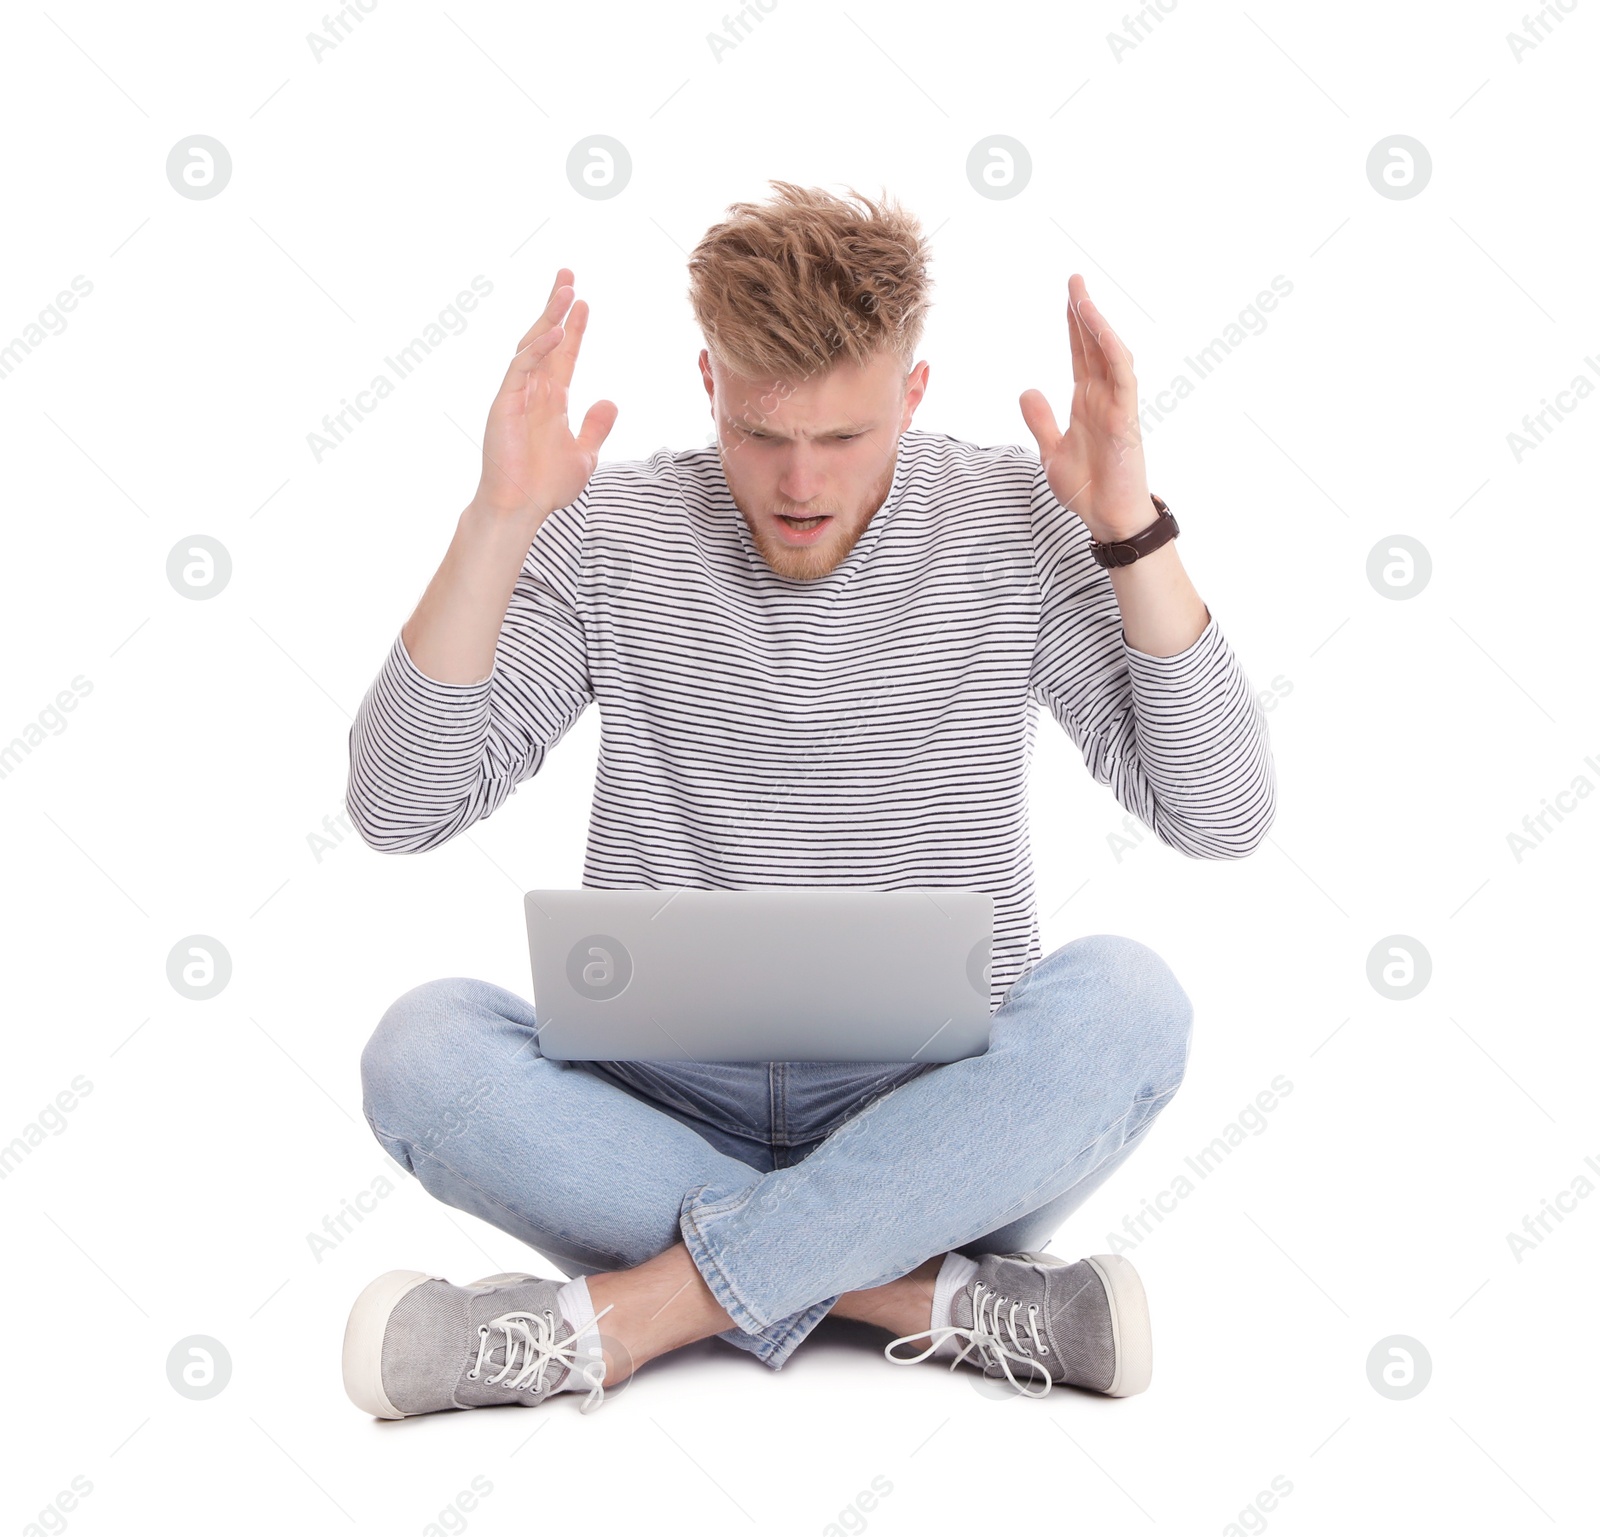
[775,513,833,542]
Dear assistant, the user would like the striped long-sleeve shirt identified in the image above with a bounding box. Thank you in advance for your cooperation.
[346,428,1277,1013]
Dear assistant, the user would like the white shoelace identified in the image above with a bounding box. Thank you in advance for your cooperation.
[884,1282,1054,1398]
[466,1302,616,1414]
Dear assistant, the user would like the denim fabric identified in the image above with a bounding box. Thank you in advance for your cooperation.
[360,932,1194,1369]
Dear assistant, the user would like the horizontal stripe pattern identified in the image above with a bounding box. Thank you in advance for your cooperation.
[347,429,1277,1013]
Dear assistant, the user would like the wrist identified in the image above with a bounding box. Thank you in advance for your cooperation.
[463,492,547,539]
[1088,497,1163,543]
[456,501,547,580]
[1088,493,1179,568]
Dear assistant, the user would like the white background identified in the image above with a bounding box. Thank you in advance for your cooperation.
[2,1,1596,1533]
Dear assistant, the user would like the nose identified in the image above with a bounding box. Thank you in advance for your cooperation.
[776,443,826,505]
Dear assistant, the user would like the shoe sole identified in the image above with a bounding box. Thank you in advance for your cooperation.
[1084,1253,1152,1397]
[342,1269,441,1419]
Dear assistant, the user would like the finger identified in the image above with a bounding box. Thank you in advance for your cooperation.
[574,398,619,461]
[546,296,591,393]
[1063,286,1089,385]
[514,277,575,354]
[497,320,565,397]
[1017,388,1060,456]
[501,280,578,395]
[1078,292,1136,393]
[528,266,572,338]
[1068,293,1107,385]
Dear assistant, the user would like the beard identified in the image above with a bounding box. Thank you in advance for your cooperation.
[732,451,899,581]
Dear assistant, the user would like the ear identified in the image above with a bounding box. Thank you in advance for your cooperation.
[901,358,930,428]
[698,348,715,406]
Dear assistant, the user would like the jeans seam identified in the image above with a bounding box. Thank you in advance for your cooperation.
[751,1063,935,1151]
[757,1296,837,1365]
[679,1186,790,1343]
[770,1063,785,1149]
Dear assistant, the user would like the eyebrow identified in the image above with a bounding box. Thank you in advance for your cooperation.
[729,420,871,440]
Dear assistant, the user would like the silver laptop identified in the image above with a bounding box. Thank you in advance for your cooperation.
[524,887,994,1063]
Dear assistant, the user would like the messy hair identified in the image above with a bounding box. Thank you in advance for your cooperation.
[686,179,933,387]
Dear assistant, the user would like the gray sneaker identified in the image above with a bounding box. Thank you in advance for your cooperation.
[884,1252,1152,1398]
[342,1269,613,1419]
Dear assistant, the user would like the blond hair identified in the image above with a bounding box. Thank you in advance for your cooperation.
[686,179,933,386]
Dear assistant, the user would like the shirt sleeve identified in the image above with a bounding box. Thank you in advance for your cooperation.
[1025,458,1277,859]
[344,497,595,854]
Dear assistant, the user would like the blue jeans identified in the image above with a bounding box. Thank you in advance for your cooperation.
[360,933,1193,1370]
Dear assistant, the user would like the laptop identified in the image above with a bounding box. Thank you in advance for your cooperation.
[524,886,994,1063]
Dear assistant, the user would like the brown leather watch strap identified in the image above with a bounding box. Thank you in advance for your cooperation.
[1088,493,1179,568]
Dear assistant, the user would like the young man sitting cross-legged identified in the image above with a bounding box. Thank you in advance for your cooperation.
[340,180,1276,1419]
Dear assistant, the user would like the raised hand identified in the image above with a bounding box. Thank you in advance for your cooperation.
[474,268,618,523]
[1018,273,1155,543]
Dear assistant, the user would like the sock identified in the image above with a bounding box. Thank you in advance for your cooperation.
[549,1277,606,1392]
[928,1252,979,1361]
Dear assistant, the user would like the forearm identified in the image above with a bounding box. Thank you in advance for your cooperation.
[402,497,545,685]
[1104,538,1211,659]
[1120,618,1277,858]
[345,634,495,854]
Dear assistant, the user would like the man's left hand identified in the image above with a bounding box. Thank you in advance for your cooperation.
[1019,273,1156,544]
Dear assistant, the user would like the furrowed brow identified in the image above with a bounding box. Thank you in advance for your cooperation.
[730,419,870,439]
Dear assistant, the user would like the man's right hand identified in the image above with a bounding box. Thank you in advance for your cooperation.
[473,267,618,524]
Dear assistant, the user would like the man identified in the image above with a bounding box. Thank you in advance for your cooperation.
[341,181,1276,1420]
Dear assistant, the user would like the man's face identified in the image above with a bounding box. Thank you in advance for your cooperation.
[701,346,929,580]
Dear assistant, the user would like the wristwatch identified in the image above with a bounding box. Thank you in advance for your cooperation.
[1088,493,1179,568]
